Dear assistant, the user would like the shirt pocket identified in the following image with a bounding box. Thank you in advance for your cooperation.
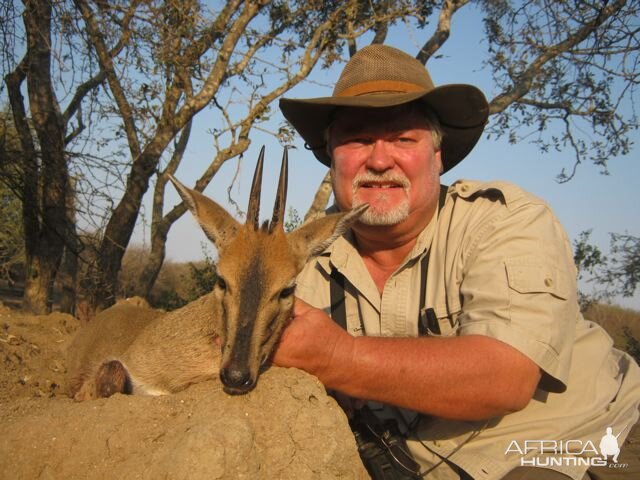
[505,256,570,300]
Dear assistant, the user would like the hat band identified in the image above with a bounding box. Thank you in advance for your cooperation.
[336,80,428,97]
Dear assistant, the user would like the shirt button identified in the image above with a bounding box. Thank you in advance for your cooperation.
[544,277,554,287]
[460,183,469,193]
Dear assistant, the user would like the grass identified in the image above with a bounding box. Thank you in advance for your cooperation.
[582,303,640,354]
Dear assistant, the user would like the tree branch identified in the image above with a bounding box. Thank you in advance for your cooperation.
[73,0,142,158]
[489,0,627,114]
[416,0,470,64]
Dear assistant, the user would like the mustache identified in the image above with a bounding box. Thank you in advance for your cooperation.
[352,171,411,189]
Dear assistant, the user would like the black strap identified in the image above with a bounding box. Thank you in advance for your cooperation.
[417,185,448,335]
[329,267,347,330]
[330,185,449,334]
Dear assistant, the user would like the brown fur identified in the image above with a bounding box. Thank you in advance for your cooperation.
[95,360,130,397]
[66,153,367,399]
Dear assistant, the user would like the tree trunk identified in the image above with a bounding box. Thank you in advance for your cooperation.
[22,255,55,313]
[138,223,169,299]
[18,0,70,314]
[58,249,78,315]
[58,178,79,314]
[304,171,333,222]
[94,147,166,309]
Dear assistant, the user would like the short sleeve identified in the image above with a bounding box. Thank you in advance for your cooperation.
[456,201,578,392]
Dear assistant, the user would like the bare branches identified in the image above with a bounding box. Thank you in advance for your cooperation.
[5,0,635,306]
[475,0,639,180]
[489,0,631,113]
[74,0,142,158]
[575,230,640,303]
[62,70,106,127]
[408,0,639,180]
[416,0,469,64]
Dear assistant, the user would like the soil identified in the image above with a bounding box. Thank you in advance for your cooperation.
[0,302,368,479]
[1,300,638,479]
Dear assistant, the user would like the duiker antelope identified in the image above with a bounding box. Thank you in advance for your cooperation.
[67,148,366,398]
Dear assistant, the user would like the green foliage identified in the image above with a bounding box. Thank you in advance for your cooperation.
[481,0,639,180]
[574,230,640,307]
[603,234,640,298]
[151,289,188,311]
[284,207,302,233]
[187,245,218,301]
[574,230,605,275]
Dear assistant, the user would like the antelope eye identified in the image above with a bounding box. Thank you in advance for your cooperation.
[216,276,227,291]
[279,285,296,299]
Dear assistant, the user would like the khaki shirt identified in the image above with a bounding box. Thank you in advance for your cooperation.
[296,179,640,480]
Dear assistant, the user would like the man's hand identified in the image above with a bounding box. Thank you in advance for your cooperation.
[272,298,354,382]
[272,299,541,421]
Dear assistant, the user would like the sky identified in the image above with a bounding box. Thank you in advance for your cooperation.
[153,8,640,309]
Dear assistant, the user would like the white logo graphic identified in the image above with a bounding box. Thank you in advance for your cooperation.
[599,427,621,463]
[505,426,629,469]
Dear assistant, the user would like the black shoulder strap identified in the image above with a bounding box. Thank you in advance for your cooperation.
[330,185,449,333]
[418,185,448,335]
[329,267,347,330]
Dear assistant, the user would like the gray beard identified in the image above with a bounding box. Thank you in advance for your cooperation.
[352,196,410,226]
[351,171,411,226]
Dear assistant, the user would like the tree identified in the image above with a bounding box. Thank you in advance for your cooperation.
[3,1,637,311]
[0,184,23,283]
[0,114,24,286]
[306,0,640,213]
[574,230,640,306]
[72,0,431,307]
[2,1,99,313]
[2,0,430,311]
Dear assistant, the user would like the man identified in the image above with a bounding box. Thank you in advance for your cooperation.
[274,45,640,480]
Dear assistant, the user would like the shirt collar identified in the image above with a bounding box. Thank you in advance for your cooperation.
[317,199,441,277]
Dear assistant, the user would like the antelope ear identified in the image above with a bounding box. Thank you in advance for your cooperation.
[287,204,368,266]
[169,175,240,250]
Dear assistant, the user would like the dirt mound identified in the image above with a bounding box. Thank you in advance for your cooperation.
[0,308,368,479]
[0,307,78,403]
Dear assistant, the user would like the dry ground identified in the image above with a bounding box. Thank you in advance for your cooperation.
[0,302,368,479]
[0,300,638,478]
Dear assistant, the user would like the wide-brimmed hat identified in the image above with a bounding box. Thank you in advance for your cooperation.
[279,45,489,172]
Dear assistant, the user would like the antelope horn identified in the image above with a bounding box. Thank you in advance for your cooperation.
[246,146,265,229]
[270,147,288,230]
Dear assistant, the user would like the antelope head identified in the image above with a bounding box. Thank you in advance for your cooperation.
[169,148,366,394]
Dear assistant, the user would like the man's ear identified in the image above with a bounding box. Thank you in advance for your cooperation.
[287,204,368,266]
[168,175,240,250]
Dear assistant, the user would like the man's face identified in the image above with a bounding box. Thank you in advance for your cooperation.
[328,104,442,227]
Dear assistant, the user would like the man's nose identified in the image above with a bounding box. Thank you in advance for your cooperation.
[365,139,394,172]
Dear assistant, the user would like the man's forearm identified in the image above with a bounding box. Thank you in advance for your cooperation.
[273,301,541,420]
[314,334,541,420]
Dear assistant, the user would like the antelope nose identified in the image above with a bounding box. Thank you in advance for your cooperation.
[220,368,254,391]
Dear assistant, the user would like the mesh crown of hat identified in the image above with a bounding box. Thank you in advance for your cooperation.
[334,45,434,95]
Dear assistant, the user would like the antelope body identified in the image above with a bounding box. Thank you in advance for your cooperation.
[67,148,366,398]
